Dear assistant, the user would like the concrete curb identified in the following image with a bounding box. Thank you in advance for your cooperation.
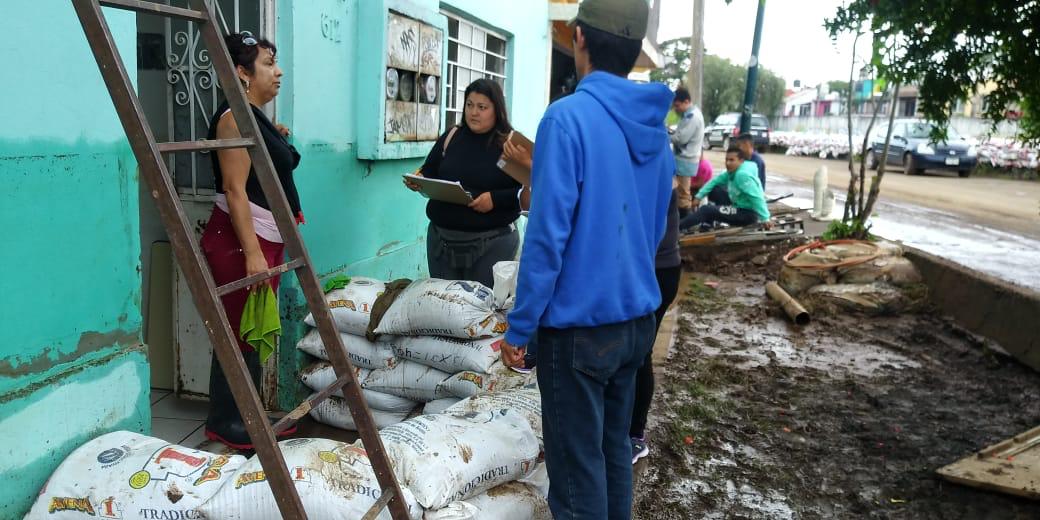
[903,246,1040,373]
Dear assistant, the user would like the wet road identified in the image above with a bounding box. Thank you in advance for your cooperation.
[702,151,1040,292]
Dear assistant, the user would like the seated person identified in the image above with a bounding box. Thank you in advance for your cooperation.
[690,151,713,194]
[680,146,770,232]
[708,132,766,205]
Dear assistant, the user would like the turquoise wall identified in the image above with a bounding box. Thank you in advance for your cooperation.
[0,6,150,518]
[275,0,548,407]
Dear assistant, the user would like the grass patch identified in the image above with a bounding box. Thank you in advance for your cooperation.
[684,276,724,313]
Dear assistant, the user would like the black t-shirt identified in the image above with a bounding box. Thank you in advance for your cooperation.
[208,102,303,215]
[420,125,521,231]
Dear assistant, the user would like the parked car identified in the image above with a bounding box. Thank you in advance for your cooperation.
[704,112,770,152]
[866,119,977,177]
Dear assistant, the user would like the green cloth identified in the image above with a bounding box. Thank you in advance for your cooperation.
[240,285,281,363]
[696,160,771,222]
[323,274,352,293]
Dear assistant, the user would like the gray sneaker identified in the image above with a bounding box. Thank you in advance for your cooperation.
[631,436,649,464]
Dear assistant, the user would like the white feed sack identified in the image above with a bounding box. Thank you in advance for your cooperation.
[296,328,397,370]
[374,279,507,339]
[491,261,519,311]
[445,388,543,447]
[389,335,503,374]
[422,481,552,520]
[423,397,463,415]
[304,276,386,335]
[381,410,540,510]
[301,361,418,413]
[308,394,413,430]
[26,431,246,520]
[364,360,454,403]
[198,438,423,520]
[438,362,536,399]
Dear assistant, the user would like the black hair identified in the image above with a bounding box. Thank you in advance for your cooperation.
[736,132,755,143]
[575,21,642,77]
[674,87,691,103]
[463,78,513,147]
[726,145,743,156]
[224,32,277,75]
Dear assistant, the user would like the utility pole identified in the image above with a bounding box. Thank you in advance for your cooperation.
[740,0,766,133]
[687,0,705,106]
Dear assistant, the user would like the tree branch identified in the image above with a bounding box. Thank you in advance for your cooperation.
[863,82,901,221]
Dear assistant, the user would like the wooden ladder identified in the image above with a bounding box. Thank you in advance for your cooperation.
[71,1,410,518]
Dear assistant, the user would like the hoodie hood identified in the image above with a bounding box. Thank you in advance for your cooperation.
[577,71,674,164]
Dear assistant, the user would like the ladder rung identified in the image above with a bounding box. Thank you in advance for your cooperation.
[272,371,355,434]
[99,0,207,21]
[216,258,306,296]
[157,138,256,154]
[361,488,396,520]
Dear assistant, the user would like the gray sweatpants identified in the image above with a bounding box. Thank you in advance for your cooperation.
[426,222,519,288]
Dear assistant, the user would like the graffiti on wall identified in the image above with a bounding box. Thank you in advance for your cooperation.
[385,12,442,143]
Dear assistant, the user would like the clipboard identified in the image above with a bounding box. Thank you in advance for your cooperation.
[496,130,534,186]
[403,174,474,205]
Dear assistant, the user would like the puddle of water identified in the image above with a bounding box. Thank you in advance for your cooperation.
[681,310,920,377]
[663,478,795,520]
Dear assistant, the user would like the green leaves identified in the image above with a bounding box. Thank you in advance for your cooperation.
[827,0,1040,144]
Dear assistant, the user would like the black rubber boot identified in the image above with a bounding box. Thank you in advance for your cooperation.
[204,353,252,449]
[204,350,297,450]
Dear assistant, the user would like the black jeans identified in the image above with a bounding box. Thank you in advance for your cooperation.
[426,222,519,288]
[708,184,732,206]
[630,265,682,438]
[679,204,758,231]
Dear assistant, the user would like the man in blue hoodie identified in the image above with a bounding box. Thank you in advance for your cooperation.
[499,1,674,518]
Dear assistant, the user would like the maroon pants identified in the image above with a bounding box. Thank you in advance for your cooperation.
[200,206,285,352]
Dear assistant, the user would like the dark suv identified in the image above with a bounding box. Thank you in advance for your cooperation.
[866,119,977,177]
[704,112,770,151]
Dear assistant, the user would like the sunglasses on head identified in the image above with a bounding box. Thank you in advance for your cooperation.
[240,31,257,46]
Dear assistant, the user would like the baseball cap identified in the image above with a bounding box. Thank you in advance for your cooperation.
[569,0,649,40]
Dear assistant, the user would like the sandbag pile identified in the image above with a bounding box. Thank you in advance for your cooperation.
[391,388,550,518]
[779,240,927,315]
[298,275,533,433]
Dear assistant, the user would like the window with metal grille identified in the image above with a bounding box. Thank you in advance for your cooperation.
[442,12,508,128]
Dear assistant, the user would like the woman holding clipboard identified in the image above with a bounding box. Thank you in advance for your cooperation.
[404,78,524,287]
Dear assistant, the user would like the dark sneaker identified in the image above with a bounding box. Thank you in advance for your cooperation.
[631,436,649,464]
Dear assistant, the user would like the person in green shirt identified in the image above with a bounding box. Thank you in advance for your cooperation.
[680,146,770,232]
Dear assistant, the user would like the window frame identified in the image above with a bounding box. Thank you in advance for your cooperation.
[441,10,510,129]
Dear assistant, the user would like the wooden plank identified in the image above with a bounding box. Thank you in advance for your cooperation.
[157,137,256,154]
[937,425,1040,500]
[99,0,206,21]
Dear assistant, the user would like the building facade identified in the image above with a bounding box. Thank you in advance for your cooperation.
[1,0,552,516]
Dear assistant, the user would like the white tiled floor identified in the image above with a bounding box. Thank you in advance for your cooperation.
[150,388,207,448]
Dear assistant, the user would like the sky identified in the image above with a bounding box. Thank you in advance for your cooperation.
[657,0,870,89]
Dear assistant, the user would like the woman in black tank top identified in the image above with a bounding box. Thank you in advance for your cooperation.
[198,31,300,450]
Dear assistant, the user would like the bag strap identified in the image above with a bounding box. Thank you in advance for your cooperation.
[442,125,461,158]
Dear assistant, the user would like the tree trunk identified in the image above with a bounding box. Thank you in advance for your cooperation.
[857,80,885,217]
[862,82,901,221]
[843,31,862,223]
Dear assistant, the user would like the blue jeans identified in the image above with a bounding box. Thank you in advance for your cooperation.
[536,314,656,520]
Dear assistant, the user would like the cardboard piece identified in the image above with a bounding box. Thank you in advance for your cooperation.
[404,174,474,205]
[938,425,1040,500]
[497,130,534,186]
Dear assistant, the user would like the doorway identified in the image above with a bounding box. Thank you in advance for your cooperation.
[136,1,275,409]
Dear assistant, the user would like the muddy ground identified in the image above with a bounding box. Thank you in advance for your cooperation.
[633,243,1040,519]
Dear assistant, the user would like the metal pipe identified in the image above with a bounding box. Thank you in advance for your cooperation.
[766,281,810,325]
